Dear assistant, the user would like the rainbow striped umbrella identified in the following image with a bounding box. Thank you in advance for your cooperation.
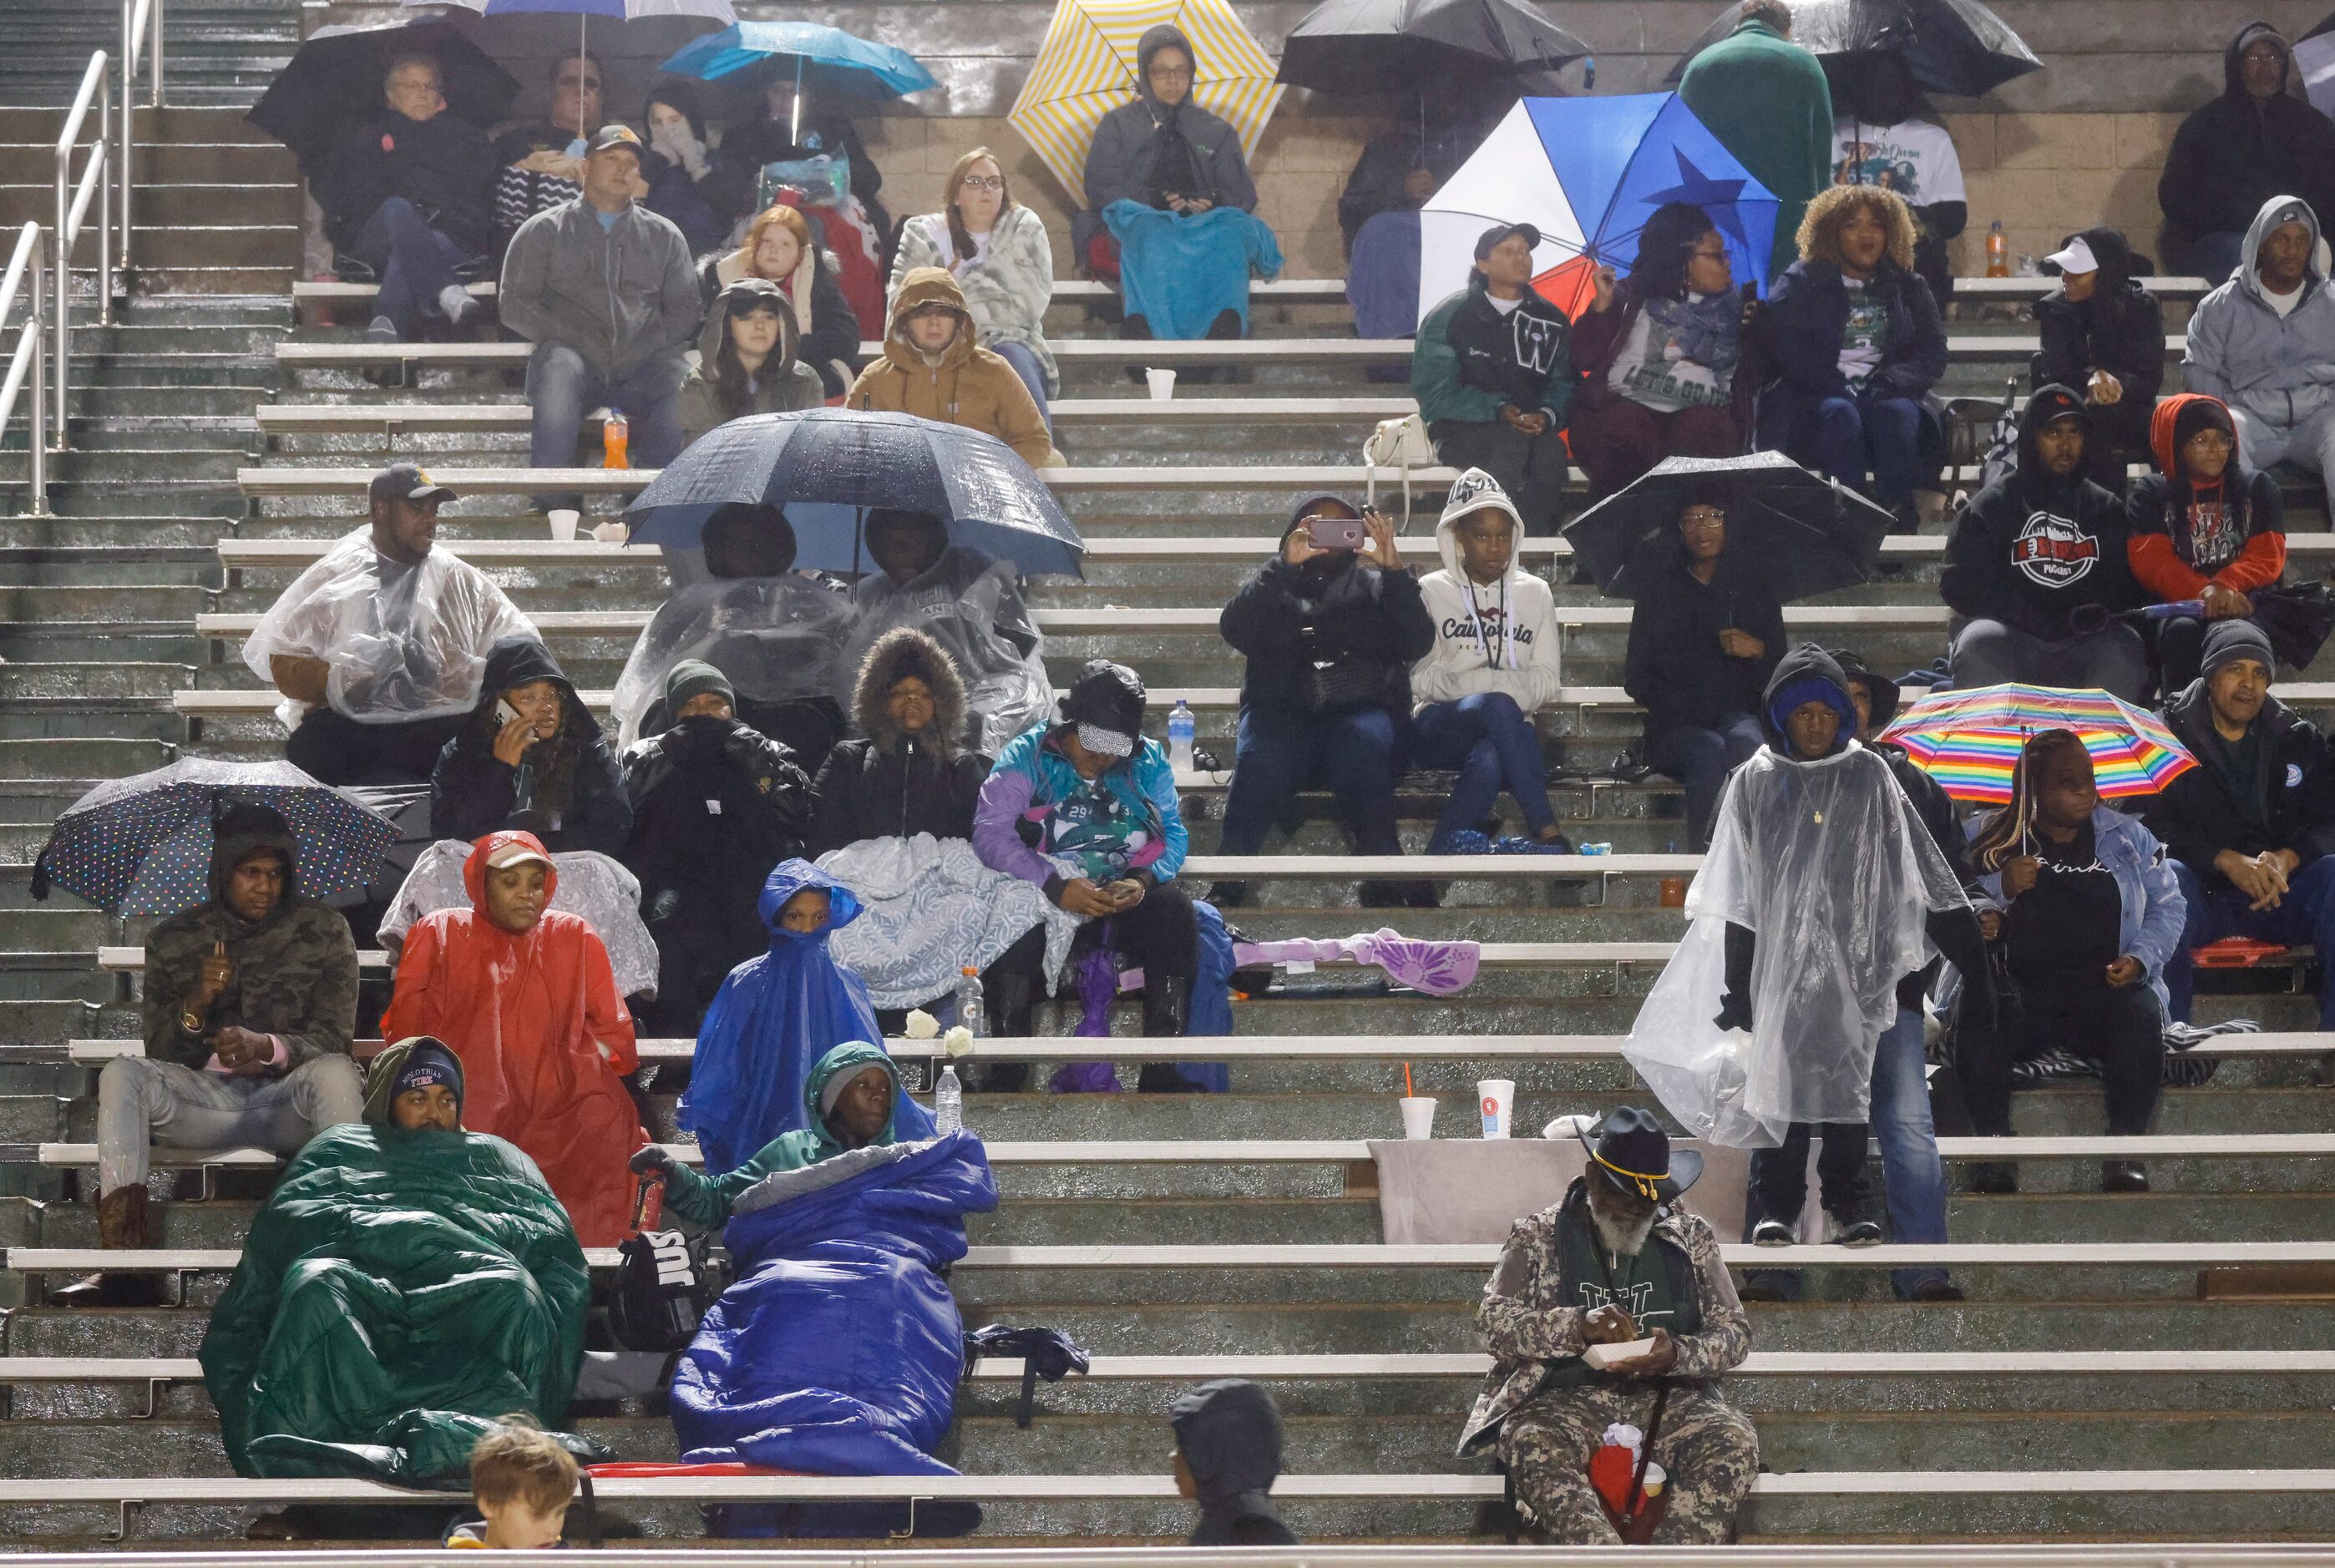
[1009,0,1284,200]
[1877,683,2198,803]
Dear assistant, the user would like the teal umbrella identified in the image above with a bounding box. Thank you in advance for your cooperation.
[656,22,937,98]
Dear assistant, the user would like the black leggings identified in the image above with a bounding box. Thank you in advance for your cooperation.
[1959,975,2164,1136]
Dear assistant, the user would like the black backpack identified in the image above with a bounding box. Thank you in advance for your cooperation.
[608,1224,721,1353]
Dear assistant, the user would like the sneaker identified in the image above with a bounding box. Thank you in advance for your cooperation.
[1750,1218,1795,1247]
[1735,1274,1791,1302]
[2101,1159,2149,1193]
[1832,1218,1884,1247]
[1907,1277,1965,1302]
[363,314,398,343]
[1967,1161,2018,1194]
[437,283,479,326]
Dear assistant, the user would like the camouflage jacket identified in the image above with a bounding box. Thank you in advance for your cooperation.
[1458,1191,1751,1454]
[140,899,359,1070]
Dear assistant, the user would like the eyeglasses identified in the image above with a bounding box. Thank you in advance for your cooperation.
[1680,508,1726,528]
[960,175,1005,191]
[1147,64,1193,80]
[1690,245,1729,262]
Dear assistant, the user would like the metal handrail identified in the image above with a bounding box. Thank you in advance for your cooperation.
[53,51,110,447]
[118,0,162,292]
[0,224,52,518]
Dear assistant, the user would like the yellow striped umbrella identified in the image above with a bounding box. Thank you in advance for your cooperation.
[1010,0,1284,199]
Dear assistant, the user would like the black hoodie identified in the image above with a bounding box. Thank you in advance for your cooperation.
[431,636,631,856]
[1940,384,2140,640]
[1218,494,1435,716]
[2159,23,2335,250]
[2030,226,2165,431]
[1623,544,1785,741]
[2144,680,2335,889]
[1171,1380,1299,1547]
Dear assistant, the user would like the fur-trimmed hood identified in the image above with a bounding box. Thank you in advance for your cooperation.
[850,627,970,754]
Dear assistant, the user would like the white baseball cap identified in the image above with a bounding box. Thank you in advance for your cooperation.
[2044,235,2097,276]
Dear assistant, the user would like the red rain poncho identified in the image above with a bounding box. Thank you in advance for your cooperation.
[381,831,646,1245]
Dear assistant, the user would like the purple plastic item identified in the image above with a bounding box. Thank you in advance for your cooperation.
[1048,943,1125,1094]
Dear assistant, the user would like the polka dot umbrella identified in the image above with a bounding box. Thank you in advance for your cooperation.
[33,758,399,917]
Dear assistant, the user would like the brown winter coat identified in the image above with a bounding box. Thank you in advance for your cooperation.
[845,268,1061,469]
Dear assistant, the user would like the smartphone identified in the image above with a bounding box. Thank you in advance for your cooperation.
[1305,514,1368,552]
[495,698,524,726]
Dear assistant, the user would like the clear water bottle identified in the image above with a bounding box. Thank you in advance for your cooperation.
[934,1064,962,1134]
[1168,698,1197,771]
[955,966,985,1037]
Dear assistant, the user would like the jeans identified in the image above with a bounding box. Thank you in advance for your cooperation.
[1642,713,1765,850]
[2229,400,2335,525]
[1809,392,1922,511]
[1958,974,2163,1137]
[1218,703,1403,858]
[1409,692,1556,852]
[1429,417,1570,535]
[990,339,1051,425]
[2167,855,2335,1027]
[1948,618,2148,703]
[96,1054,365,1195]
[525,341,687,512]
[348,196,478,340]
[1567,397,1742,503]
[286,707,465,787]
[1869,1004,1950,1296]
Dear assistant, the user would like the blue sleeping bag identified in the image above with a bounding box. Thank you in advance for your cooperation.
[671,1129,998,1536]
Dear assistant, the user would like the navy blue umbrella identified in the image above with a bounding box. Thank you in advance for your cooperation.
[33,759,398,916]
[625,407,1086,579]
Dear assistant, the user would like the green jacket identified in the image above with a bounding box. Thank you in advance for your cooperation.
[1413,284,1574,427]
[1678,20,1834,279]
[663,1040,914,1228]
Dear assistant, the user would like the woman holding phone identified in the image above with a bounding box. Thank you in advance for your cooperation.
[432,635,631,856]
[1213,493,1437,908]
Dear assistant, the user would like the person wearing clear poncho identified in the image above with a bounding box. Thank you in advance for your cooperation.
[611,503,853,764]
[246,465,535,786]
[843,508,1050,757]
[1623,646,1989,1155]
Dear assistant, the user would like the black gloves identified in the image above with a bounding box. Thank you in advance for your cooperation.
[629,1145,679,1181]
[1715,922,1756,1032]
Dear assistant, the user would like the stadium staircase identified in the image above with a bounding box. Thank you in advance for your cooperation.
[0,1,2332,1550]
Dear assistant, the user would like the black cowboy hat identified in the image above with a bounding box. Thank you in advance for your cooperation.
[1574,1105,1703,1202]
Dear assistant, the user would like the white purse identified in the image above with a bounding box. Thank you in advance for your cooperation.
[1361,412,1437,529]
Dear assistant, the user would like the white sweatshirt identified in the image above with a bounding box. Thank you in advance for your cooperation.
[1411,515,1563,711]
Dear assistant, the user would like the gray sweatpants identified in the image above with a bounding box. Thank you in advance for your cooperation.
[96,1055,364,1195]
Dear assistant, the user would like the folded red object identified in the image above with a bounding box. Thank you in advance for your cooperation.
[2189,938,2297,969]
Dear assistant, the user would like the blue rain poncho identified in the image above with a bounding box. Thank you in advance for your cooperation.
[677,860,931,1173]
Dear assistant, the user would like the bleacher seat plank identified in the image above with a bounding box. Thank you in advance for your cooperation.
[273,339,1423,368]
[288,277,1354,310]
[255,396,1418,433]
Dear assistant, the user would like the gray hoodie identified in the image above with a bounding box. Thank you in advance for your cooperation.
[2183,193,2335,429]
[498,195,699,377]
[678,278,826,447]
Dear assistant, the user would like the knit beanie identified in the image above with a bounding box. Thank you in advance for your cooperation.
[2201,619,2275,678]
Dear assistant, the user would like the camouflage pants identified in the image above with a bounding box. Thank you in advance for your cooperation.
[1497,1382,1758,1545]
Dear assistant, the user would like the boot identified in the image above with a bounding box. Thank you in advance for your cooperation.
[1136,976,1204,1093]
[52,1186,161,1308]
[976,975,1033,1094]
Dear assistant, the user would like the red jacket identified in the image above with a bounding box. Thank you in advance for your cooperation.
[2127,392,2286,599]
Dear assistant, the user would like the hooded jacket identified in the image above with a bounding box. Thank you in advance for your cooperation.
[1941,384,2139,640]
[432,636,631,857]
[1413,274,1574,427]
[497,195,697,378]
[808,628,991,855]
[1082,26,1259,218]
[1171,1380,1300,1547]
[2030,226,2165,426]
[661,1040,935,1227]
[1621,536,1785,741]
[2145,678,2335,891]
[1410,471,1563,712]
[1968,804,2186,1009]
[846,268,1060,469]
[2126,392,2287,599]
[313,107,497,258]
[2183,193,2335,431]
[2158,24,2335,251]
[891,204,1061,396]
[620,711,809,948]
[679,278,826,448]
[141,806,359,1070]
[699,242,865,399]
[1218,494,1437,716]
[975,715,1188,898]
[1754,254,1947,420]
[378,831,646,1247]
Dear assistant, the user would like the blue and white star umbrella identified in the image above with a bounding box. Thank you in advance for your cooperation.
[1418,92,1780,325]
[34,759,398,916]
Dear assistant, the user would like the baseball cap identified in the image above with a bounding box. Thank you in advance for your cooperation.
[2044,235,2097,276]
[1475,221,1542,261]
[484,840,554,873]
[368,463,455,506]
[586,123,644,158]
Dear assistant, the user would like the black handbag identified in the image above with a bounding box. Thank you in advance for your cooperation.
[1297,625,1394,711]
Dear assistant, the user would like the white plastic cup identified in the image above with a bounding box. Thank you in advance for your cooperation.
[1147,367,1177,401]
[1400,1096,1436,1140]
[547,508,580,542]
[1478,1079,1516,1139]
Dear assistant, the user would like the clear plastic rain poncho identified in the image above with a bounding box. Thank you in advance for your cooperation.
[377,840,662,999]
[241,527,535,732]
[1623,744,1970,1147]
[611,575,856,750]
[843,549,1051,758]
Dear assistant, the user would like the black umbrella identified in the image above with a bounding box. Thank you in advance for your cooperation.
[1276,0,1589,94]
[246,16,521,174]
[2135,583,2335,673]
[1563,451,1892,602]
[1664,0,2042,100]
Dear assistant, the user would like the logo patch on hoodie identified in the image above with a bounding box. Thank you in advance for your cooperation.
[2012,509,2099,587]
